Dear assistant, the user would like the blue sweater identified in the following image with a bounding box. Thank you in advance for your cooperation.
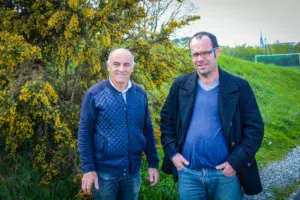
[181,84,229,168]
[78,80,159,177]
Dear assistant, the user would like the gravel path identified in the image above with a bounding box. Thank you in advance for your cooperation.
[243,146,300,199]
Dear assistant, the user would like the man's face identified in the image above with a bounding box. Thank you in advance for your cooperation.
[189,36,220,77]
[107,51,134,85]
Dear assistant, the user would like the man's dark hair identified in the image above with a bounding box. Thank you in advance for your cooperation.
[189,31,219,49]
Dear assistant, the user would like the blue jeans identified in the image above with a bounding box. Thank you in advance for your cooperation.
[178,167,243,200]
[93,170,141,200]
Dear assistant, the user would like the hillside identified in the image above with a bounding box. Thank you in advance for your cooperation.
[217,55,300,166]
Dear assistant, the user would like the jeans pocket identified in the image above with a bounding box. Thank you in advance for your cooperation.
[217,169,236,177]
[97,172,119,182]
[177,165,185,172]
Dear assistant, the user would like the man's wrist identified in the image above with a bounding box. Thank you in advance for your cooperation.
[82,164,96,174]
[148,162,159,169]
[169,152,177,160]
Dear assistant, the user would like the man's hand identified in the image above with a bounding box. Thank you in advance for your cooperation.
[216,162,236,177]
[147,168,159,186]
[171,153,189,170]
[81,171,99,195]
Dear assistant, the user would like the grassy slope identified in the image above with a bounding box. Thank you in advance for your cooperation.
[1,55,299,199]
[285,65,300,72]
[218,55,300,167]
[218,58,300,199]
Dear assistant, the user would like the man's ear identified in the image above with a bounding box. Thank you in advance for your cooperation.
[131,63,136,71]
[106,62,110,70]
[215,47,221,57]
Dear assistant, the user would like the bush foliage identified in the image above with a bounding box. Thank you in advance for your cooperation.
[0,0,199,197]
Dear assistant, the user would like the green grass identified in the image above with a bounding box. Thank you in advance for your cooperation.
[285,65,300,72]
[0,153,80,200]
[139,150,178,200]
[272,180,300,199]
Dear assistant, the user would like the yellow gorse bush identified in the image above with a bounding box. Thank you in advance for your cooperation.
[0,0,199,197]
[1,79,76,185]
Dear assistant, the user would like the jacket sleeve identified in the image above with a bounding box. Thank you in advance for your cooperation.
[143,94,159,168]
[227,81,264,172]
[160,80,180,159]
[78,91,97,173]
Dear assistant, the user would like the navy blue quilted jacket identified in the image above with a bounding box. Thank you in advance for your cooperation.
[78,80,159,177]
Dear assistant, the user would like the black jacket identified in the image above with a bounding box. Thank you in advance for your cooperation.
[160,68,264,195]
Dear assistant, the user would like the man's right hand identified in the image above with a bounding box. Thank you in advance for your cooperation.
[171,153,189,170]
[81,171,99,195]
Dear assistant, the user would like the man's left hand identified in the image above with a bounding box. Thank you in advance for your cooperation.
[216,162,236,177]
[147,168,159,186]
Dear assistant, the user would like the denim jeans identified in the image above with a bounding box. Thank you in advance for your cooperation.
[178,167,243,200]
[93,170,141,200]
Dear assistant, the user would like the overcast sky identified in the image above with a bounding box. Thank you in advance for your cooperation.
[175,0,300,47]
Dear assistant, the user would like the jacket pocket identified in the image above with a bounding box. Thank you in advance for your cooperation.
[238,159,262,195]
[94,133,107,160]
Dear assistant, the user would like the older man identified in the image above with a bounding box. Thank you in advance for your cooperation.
[78,48,159,200]
[160,32,264,199]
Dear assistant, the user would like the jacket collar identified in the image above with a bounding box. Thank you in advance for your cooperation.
[180,71,198,94]
[219,67,238,96]
[107,79,134,93]
[109,78,132,94]
[180,67,238,96]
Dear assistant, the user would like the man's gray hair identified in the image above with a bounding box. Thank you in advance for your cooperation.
[107,48,135,67]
